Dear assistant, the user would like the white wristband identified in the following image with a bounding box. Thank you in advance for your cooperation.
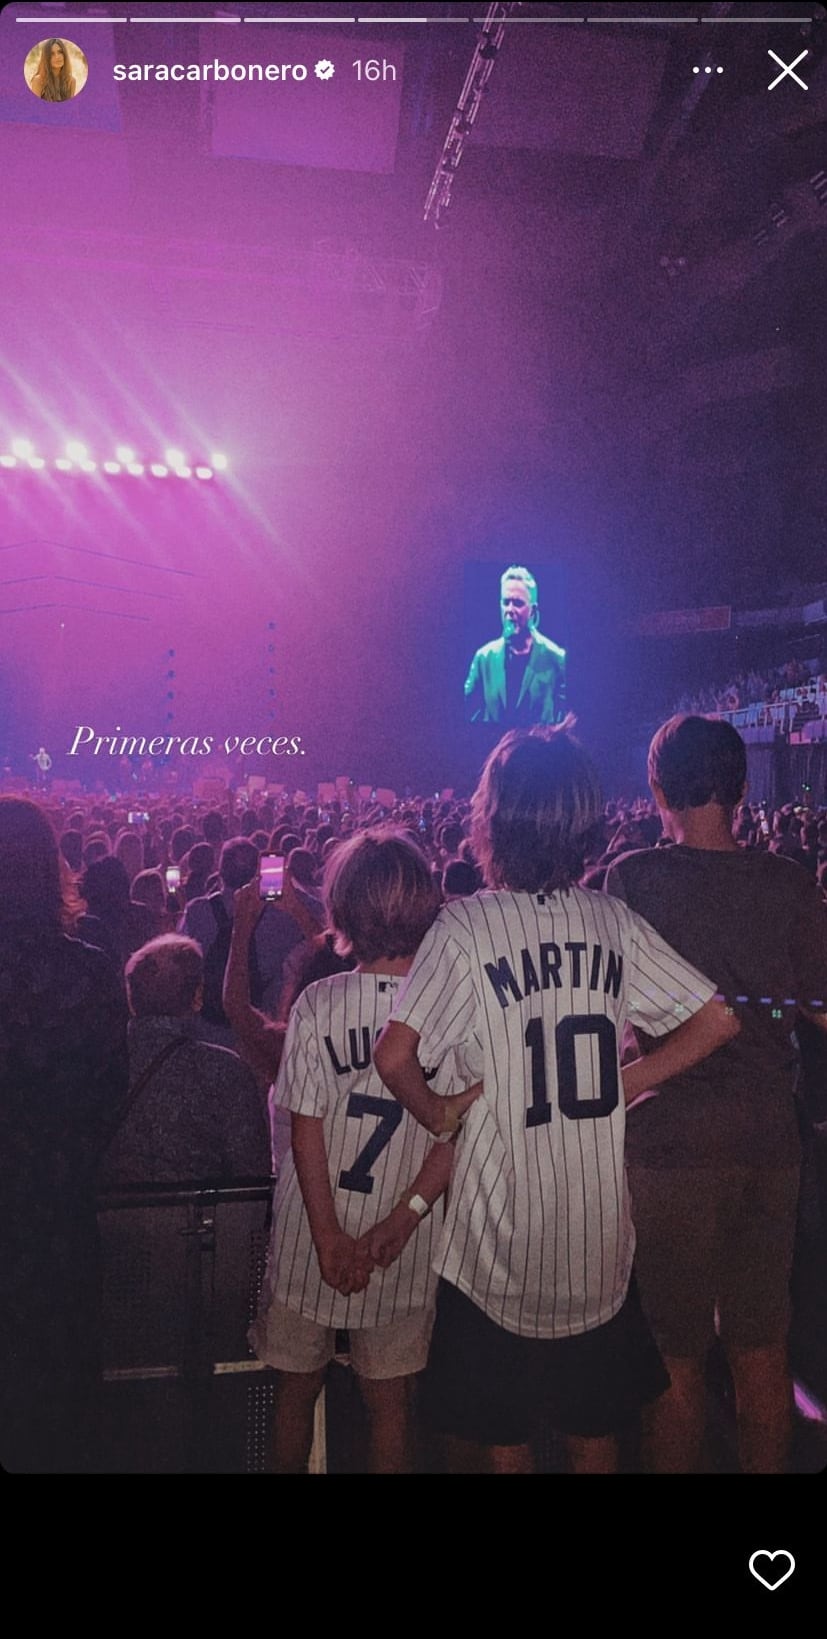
[405,1193,429,1219]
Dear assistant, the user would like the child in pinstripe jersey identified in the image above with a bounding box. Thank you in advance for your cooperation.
[376,727,739,1473]
[248,830,479,1473]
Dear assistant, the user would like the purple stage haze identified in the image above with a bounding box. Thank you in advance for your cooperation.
[2,9,821,795]
[203,26,403,172]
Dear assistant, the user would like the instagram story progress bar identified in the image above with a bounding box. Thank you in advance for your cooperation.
[12,11,824,20]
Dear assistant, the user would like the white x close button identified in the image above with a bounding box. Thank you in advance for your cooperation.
[767,49,809,91]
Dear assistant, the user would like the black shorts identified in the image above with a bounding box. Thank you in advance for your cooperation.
[421,1276,669,1445]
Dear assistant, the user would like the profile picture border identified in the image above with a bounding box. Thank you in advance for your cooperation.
[24,36,89,103]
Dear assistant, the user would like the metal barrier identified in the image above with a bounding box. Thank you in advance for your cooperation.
[96,1169,825,1474]
[97,1179,280,1473]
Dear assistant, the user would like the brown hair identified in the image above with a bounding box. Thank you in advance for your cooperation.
[36,38,74,101]
[219,837,259,890]
[0,796,82,930]
[125,934,203,1018]
[648,715,747,812]
[471,723,602,894]
[324,829,440,963]
[131,869,166,914]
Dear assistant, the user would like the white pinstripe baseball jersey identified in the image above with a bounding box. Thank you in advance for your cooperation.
[254,970,470,1332]
[387,887,716,1339]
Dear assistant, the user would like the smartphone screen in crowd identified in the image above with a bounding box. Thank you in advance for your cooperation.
[259,855,284,900]
[165,865,181,892]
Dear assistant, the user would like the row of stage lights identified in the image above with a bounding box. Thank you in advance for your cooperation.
[0,440,229,480]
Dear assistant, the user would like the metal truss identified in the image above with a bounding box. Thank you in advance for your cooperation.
[423,1,521,228]
[2,229,443,339]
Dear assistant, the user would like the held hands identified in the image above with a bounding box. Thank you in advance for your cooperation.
[316,1203,425,1289]
[311,1079,490,1288]
[315,1229,374,1297]
[363,1204,418,1271]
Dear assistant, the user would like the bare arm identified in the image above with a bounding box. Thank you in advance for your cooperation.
[280,868,325,942]
[374,1021,482,1135]
[275,944,305,1024]
[223,880,283,1087]
[621,997,740,1106]
[291,1113,372,1294]
[362,1126,465,1270]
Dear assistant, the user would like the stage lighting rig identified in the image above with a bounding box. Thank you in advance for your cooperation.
[0,439,223,480]
[424,2,521,228]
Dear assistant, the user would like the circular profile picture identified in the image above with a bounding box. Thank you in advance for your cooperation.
[24,38,88,103]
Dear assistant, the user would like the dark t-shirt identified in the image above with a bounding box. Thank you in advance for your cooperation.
[605,846,827,1167]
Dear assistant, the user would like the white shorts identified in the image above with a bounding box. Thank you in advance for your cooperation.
[250,1299,434,1381]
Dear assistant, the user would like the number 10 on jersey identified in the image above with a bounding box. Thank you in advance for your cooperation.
[525,1015,619,1128]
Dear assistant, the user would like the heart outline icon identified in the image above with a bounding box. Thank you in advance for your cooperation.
[748,1550,796,1591]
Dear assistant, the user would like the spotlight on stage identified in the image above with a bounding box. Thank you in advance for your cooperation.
[210,452,228,471]
[0,437,220,480]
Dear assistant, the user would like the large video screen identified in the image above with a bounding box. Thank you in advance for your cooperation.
[463,561,568,729]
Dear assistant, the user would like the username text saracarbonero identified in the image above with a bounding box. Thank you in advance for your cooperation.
[114,60,312,82]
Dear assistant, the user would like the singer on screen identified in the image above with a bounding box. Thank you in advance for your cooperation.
[464,566,566,726]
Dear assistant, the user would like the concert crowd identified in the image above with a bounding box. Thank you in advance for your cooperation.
[2,712,826,1475]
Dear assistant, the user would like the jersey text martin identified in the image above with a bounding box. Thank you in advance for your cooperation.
[485,941,623,1008]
